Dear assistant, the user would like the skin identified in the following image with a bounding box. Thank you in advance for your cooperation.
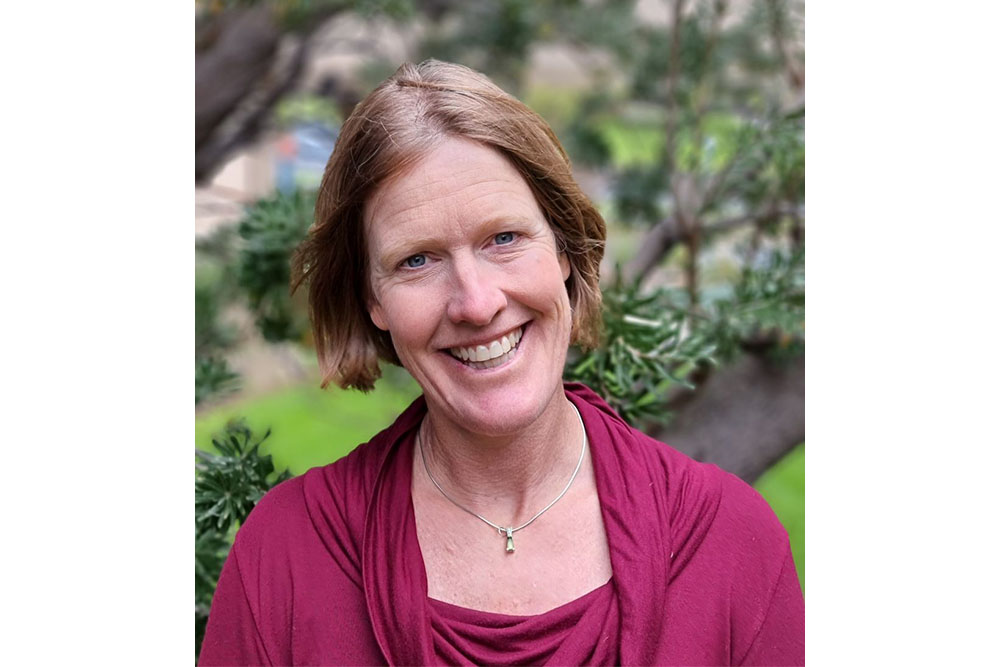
[366,137,573,442]
[365,137,612,613]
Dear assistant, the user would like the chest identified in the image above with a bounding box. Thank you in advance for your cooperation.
[412,481,613,615]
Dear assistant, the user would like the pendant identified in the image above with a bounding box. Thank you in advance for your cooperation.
[505,527,515,553]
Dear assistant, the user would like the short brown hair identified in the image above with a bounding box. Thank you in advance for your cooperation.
[292,60,606,391]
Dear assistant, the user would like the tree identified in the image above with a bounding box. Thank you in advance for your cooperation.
[196,0,804,654]
[196,0,416,182]
[422,0,804,479]
[197,0,804,475]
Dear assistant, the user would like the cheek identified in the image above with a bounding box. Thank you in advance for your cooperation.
[519,256,573,317]
[380,297,438,356]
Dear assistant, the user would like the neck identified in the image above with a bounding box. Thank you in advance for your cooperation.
[416,392,584,526]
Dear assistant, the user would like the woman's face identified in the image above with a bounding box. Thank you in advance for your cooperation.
[365,137,573,437]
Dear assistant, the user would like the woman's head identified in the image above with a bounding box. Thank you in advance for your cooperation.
[293,59,606,391]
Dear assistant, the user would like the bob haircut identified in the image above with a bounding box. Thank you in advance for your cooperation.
[292,59,606,391]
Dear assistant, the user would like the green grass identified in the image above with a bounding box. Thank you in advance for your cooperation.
[753,443,805,590]
[195,377,421,476]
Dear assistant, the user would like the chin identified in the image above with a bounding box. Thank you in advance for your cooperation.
[439,383,562,437]
[407,319,573,437]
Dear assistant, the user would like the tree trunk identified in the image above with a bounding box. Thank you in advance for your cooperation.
[196,7,281,153]
[652,351,804,484]
[195,6,339,183]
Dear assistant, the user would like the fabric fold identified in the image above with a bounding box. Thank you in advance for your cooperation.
[200,383,803,666]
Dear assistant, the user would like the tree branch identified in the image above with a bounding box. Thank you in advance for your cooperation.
[195,36,310,183]
[195,5,352,183]
[623,207,800,285]
[662,0,688,209]
[766,0,804,92]
[196,7,281,151]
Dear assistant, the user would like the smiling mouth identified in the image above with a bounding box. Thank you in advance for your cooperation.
[447,326,524,369]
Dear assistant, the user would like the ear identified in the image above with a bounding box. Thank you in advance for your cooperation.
[368,298,389,331]
[559,252,571,282]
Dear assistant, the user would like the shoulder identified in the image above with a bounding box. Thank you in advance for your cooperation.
[567,382,801,657]
[233,394,427,570]
[230,474,310,561]
[633,425,790,566]
[229,441,385,565]
[635,427,797,649]
[299,392,426,527]
[646,427,782,526]
[567,382,788,569]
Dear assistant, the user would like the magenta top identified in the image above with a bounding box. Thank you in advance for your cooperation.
[199,383,804,665]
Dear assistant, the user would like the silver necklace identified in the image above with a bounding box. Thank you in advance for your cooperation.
[417,404,588,554]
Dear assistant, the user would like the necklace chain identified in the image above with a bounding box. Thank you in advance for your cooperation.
[417,403,588,553]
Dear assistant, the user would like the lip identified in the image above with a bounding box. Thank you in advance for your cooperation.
[440,323,528,351]
[442,322,530,372]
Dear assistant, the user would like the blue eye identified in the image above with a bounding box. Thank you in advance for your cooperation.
[495,232,515,245]
[404,254,426,268]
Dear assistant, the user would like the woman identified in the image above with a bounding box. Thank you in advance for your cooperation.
[199,60,804,666]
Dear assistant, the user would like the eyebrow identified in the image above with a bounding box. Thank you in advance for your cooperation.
[373,214,539,268]
[375,234,441,268]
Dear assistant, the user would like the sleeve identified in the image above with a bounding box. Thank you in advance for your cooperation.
[738,549,805,666]
[198,547,272,666]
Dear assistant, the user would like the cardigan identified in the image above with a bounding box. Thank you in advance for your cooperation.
[199,383,804,665]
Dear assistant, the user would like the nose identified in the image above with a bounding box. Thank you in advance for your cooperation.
[445,255,507,326]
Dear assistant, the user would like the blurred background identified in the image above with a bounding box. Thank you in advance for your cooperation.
[195,0,804,654]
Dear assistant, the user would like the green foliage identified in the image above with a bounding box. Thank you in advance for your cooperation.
[418,0,548,92]
[613,165,669,226]
[713,111,805,213]
[195,527,231,653]
[196,228,240,359]
[562,91,615,167]
[195,420,291,655]
[196,421,291,534]
[350,0,414,21]
[195,190,318,411]
[196,226,244,407]
[193,378,420,655]
[566,274,717,424]
[194,0,804,655]
[703,248,805,361]
[198,0,416,32]
[195,281,235,360]
[275,94,342,129]
[195,357,241,406]
[565,246,804,425]
[550,0,804,232]
[236,189,316,342]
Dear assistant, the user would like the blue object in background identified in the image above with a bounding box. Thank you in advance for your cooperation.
[275,122,339,193]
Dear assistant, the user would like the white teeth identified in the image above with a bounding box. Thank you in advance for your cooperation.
[449,326,524,365]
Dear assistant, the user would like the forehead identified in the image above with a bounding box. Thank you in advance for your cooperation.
[363,137,546,251]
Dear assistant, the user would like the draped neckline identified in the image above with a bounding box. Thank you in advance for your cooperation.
[427,579,619,666]
[427,577,613,620]
[361,384,673,665]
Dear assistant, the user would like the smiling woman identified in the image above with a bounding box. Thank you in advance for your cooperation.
[365,137,574,438]
[198,60,804,666]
